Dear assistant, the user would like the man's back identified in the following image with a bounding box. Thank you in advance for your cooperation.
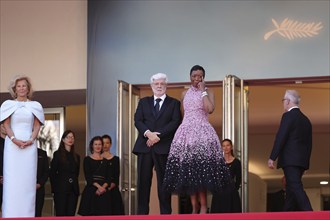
[276,108,312,169]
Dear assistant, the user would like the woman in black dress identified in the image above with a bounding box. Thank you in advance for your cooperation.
[50,130,80,216]
[211,138,242,213]
[102,134,125,215]
[78,136,110,216]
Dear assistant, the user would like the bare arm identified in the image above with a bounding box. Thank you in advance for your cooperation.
[3,117,14,139]
[181,90,187,116]
[3,117,25,148]
[4,116,41,149]
[202,89,215,114]
[30,117,41,141]
[198,77,215,114]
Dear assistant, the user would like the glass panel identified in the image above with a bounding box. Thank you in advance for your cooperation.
[39,108,64,159]
[223,75,248,212]
[117,81,139,215]
[38,107,64,216]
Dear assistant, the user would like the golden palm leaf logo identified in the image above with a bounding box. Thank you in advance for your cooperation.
[264,18,323,40]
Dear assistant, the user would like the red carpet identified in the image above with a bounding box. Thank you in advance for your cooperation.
[3,211,329,220]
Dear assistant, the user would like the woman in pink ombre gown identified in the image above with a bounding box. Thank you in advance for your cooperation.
[163,65,231,214]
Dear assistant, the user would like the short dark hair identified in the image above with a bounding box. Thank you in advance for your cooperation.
[190,65,205,77]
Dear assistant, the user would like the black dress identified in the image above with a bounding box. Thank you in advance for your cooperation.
[78,157,111,216]
[211,158,242,213]
[106,156,125,215]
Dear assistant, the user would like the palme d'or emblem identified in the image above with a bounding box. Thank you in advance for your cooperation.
[264,18,323,40]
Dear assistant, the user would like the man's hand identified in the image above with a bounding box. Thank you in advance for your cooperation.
[146,131,160,147]
[268,159,275,169]
[146,138,160,147]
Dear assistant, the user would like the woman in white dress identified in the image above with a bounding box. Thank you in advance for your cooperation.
[0,75,44,218]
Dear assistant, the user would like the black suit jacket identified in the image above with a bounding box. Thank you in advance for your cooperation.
[0,137,4,207]
[133,95,181,155]
[269,108,312,170]
[37,148,50,189]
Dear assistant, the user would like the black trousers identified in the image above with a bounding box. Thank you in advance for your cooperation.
[35,188,45,217]
[137,151,171,214]
[283,166,313,211]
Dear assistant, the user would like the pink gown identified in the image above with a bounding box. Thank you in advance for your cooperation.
[163,86,231,194]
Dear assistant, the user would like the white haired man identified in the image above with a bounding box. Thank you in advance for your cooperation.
[133,73,181,214]
[268,90,313,211]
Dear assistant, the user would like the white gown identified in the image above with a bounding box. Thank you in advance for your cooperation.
[0,100,44,218]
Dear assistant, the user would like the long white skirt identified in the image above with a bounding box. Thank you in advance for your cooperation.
[2,107,37,218]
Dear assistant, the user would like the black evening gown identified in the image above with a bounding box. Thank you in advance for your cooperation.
[211,158,242,213]
[106,156,125,215]
[78,157,111,216]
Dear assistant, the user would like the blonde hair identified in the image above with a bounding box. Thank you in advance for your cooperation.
[8,74,34,99]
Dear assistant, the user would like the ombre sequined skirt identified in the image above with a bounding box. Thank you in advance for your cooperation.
[163,121,232,195]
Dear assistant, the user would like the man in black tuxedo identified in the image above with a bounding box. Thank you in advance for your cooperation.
[0,124,5,212]
[35,148,49,217]
[133,73,181,214]
[268,89,313,211]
